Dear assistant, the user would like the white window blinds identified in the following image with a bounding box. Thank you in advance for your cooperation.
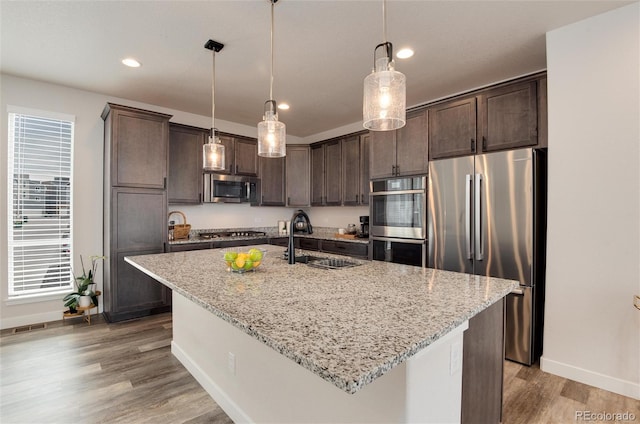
[7,110,74,297]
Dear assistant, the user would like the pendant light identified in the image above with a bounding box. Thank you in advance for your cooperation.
[203,39,226,171]
[363,0,406,131]
[258,0,286,157]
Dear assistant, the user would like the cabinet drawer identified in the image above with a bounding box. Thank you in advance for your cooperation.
[166,242,212,252]
[321,240,368,258]
[299,238,320,251]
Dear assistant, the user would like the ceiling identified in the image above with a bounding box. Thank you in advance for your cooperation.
[0,1,630,138]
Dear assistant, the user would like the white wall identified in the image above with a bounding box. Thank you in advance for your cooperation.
[543,2,640,399]
[0,74,366,328]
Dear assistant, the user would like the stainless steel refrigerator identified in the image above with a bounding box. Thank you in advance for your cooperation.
[427,148,547,365]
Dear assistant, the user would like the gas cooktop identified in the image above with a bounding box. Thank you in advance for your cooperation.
[198,230,267,240]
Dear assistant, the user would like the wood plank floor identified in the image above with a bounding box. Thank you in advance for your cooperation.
[1,313,638,423]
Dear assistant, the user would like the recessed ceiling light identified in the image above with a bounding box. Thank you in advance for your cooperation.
[277,103,290,110]
[396,48,414,59]
[122,58,141,68]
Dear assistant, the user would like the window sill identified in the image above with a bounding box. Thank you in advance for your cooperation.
[5,291,71,306]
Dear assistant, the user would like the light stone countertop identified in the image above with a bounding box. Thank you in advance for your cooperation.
[126,244,517,394]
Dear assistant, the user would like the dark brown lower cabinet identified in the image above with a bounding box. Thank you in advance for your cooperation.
[461,298,505,424]
[103,250,172,322]
[104,187,171,322]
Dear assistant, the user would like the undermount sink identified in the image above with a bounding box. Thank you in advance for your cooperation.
[283,254,361,269]
[306,257,361,270]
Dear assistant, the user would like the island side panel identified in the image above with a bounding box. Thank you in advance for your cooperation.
[171,291,468,423]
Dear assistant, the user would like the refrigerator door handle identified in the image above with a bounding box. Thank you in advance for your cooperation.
[465,174,472,260]
[475,173,484,261]
[511,287,525,295]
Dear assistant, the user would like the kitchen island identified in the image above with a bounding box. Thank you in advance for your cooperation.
[126,245,517,423]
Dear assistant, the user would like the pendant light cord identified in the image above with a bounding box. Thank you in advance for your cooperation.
[211,49,216,132]
[270,0,275,102]
[382,0,387,43]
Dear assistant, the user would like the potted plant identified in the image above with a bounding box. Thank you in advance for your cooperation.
[63,255,105,313]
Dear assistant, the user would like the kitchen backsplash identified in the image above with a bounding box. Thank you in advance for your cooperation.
[172,203,368,231]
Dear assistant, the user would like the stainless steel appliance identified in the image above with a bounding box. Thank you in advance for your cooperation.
[370,176,427,267]
[427,148,547,365]
[203,174,260,203]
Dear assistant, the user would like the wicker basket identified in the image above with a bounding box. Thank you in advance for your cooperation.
[169,211,191,240]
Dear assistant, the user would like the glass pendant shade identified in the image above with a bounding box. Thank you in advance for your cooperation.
[258,101,286,157]
[203,135,225,171]
[363,55,406,131]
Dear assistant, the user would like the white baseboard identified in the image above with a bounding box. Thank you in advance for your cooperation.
[541,356,640,400]
[0,310,64,330]
[171,341,254,424]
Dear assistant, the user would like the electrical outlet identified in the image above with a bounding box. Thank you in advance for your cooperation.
[227,352,236,375]
[450,341,462,375]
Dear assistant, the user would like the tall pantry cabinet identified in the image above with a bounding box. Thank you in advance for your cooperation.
[102,103,172,322]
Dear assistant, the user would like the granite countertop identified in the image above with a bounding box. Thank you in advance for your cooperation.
[168,226,369,245]
[126,245,517,394]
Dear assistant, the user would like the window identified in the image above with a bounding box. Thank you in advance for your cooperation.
[7,108,74,298]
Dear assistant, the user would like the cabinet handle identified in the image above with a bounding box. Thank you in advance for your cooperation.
[235,164,239,174]
[288,196,291,205]
[163,177,167,189]
[482,136,487,151]
[470,139,476,152]
[395,165,399,175]
[391,165,396,175]
[355,195,359,203]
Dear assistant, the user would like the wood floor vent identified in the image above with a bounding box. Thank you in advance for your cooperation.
[11,323,47,334]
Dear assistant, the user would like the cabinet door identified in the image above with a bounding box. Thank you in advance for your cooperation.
[107,187,170,322]
[286,145,310,207]
[429,97,477,160]
[342,135,361,206]
[310,144,325,206]
[359,134,370,205]
[219,135,235,175]
[105,249,171,322]
[324,140,342,205]
[168,124,205,204]
[259,156,286,206]
[369,130,396,179]
[110,107,170,188]
[113,187,167,251]
[479,81,537,152]
[396,110,428,176]
[234,138,258,176]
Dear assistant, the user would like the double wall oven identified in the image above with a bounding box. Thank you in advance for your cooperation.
[370,176,427,267]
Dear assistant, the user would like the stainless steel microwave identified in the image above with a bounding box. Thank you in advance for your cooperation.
[203,174,260,204]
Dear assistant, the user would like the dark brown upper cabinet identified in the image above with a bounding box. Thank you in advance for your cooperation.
[429,96,477,160]
[168,123,206,204]
[286,145,310,207]
[342,133,370,206]
[478,80,538,153]
[218,135,259,176]
[311,140,342,206]
[102,103,170,189]
[258,155,286,206]
[370,109,428,179]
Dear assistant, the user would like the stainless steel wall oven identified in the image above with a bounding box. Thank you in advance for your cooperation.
[370,176,427,267]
